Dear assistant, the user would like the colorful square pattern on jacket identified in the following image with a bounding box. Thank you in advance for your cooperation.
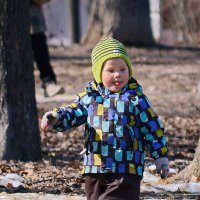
[52,78,168,177]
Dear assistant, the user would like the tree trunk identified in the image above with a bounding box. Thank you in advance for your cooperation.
[82,0,155,46]
[69,0,80,43]
[0,1,41,161]
[161,0,199,46]
[176,138,200,180]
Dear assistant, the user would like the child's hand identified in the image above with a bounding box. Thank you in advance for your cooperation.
[41,111,59,129]
[155,157,169,179]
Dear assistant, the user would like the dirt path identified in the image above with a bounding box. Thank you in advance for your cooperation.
[0,193,85,200]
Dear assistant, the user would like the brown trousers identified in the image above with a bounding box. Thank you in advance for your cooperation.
[85,173,141,200]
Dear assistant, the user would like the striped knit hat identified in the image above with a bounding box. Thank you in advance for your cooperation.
[91,37,133,83]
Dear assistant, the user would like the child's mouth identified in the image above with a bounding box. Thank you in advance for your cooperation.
[114,81,122,86]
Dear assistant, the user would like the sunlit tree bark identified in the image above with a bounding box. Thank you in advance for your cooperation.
[176,138,200,180]
[82,0,154,46]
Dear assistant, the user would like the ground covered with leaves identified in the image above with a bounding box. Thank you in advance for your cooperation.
[0,45,200,199]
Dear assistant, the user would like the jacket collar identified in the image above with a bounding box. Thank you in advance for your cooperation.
[86,78,142,97]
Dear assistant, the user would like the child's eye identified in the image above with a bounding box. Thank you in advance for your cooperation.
[108,69,114,73]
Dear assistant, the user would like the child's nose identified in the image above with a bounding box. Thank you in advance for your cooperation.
[114,71,120,77]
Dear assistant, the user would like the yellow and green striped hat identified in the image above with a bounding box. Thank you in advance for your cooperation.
[91,37,133,83]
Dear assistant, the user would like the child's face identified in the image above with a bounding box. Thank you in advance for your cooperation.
[101,58,129,92]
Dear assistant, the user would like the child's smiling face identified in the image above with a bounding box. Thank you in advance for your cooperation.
[101,58,129,92]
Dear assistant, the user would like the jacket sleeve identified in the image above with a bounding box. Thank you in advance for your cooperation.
[50,92,89,132]
[135,93,168,159]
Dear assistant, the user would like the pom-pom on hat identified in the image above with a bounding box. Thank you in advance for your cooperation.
[91,37,133,83]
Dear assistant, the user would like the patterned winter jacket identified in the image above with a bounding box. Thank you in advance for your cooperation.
[52,78,168,177]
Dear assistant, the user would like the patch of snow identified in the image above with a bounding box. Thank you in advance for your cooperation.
[142,171,159,183]
[141,185,161,193]
[157,182,200,193]
[186,182,200,193]
[148,164,177,175]
[0,173,23,188]
[142,171,200,194]
[5,173,24,182]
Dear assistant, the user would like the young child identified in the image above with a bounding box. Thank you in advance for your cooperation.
[41,38,169,200]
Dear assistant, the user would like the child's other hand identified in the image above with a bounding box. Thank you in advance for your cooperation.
[41,111,59,129]
[155,157,169,179]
